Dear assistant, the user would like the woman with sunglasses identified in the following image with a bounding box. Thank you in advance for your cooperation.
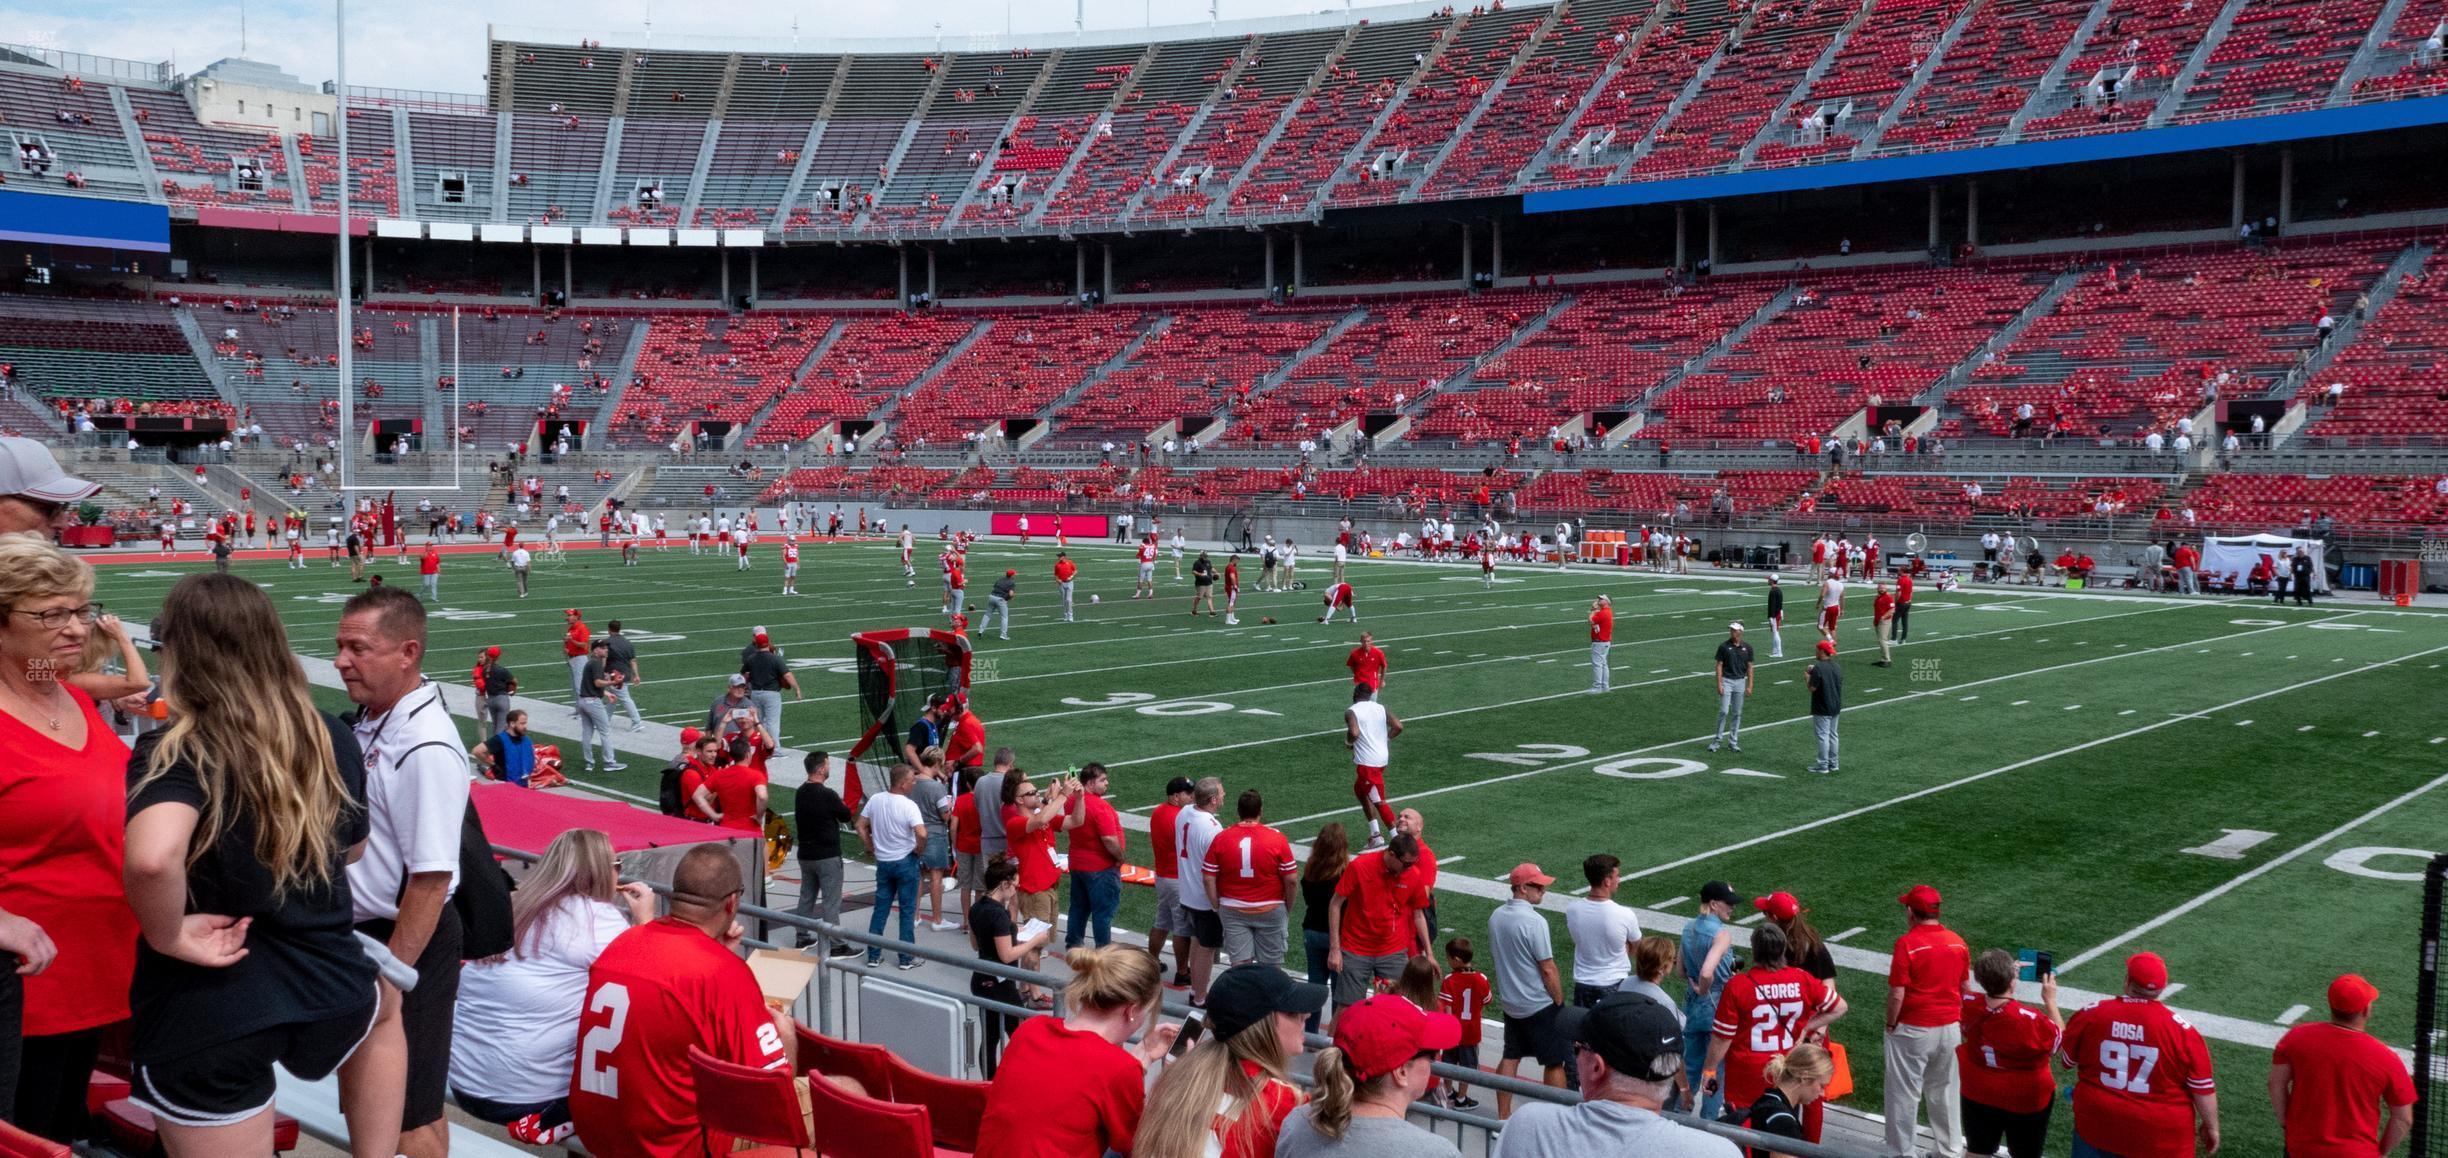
[0,535,136,1142]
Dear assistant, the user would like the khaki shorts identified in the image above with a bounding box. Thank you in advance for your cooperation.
[1016,887,1058,925]
[955,851,983,892]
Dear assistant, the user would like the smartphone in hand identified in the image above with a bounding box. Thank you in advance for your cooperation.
[1171,1010,1207,1058]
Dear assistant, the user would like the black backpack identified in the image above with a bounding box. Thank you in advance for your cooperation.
[658,756,691,817]
[455,799,515,960]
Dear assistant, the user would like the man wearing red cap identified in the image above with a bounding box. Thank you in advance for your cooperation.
[1886,883,1971,1158]
[2269,974,2412,1158]
[739,630,798,739]
[562,608,591,702]
[477,645,516,737]
[1488,862,1569,1116]
[2059,951,2218,1158]
[985,568,1017,640]
[419,541,442,600]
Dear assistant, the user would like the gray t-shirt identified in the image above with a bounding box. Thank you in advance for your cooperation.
[1275,1107,1462,1158]
[602,633,638,680]
[1488,898,1555,1019]
[974,771,1008,856]
[908,777,950,837]
[1494,1100,1741,1158]
[1617,977,1676,1009]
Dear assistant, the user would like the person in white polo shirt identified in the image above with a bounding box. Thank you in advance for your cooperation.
[1566,854,1645,1008]
[332,585,471,1158]
[856,764,928,971]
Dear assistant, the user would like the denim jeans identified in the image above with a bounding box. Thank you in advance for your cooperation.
[1303,928,1333,1032]
[1682,989,1724,1120]
[1813,714,1841,770]
[1065,867,1120,948]
[868,855,919,966]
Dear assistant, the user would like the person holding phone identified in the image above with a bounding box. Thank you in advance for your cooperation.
[1958,948,2063,1158]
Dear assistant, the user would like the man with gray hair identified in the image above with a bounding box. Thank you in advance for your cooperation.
[1173,776,1227,1004]
[1709,623,1753,753]
[1497,994,1739,1158]
[974,746,1017,862]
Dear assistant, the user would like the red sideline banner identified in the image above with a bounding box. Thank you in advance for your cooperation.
[987,512,1108,539]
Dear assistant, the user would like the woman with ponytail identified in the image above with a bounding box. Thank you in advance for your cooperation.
[1136,964,1326,1158]
[1277,994,1463,1158]
[975,944,1181,1158]
[122,573,408,1158]
[1741,1044,1835,1158]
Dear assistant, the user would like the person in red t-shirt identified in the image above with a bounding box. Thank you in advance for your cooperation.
[974,946,1179,1158]
[568,846,797,1158]
[1872,583,1897,667]
[1706,924,1839,1118]
[1059,763,1127,949]
[1001,772,1073,927]
[1894,568,1916,640]
[944,695,987,774]
[2058,952,2219,1158]
[702,731,771,835]
[1590,595,1615,693]
[1317,580,1358,624]
[562,608,591,701]
[1222,557,1241,625]
[1327,835,1429,1008]
[1886,884,1973,1157]
[1438,938,1493,1110]
[1347,633,1388,692]
[1147,776,1195,985]
[948,774,986,925]
[1054,552,1079,621]
[418,542,441,600]
[674,729,719,822]
[2270,974,2415,1158]
[1201,788,1298,968]
[1959,949,2065,1158]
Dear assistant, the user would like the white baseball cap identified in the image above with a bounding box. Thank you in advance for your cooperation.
[1729,621,1745,632]
[0,437,99,504]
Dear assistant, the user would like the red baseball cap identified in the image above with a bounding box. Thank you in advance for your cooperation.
[485,646,501,658]
[1898,884,1942,914]
[1817,639,1837,656]
[1754,891,1800,922]
[1005,569,1016,577]
[2327,973,2379,1016]
[564,607,581,616]
[1507,863,1556,888]
[753,632,771,646]
[1333,995,1461,1083]
[680,727,704,746]
[2126,951,2169,991]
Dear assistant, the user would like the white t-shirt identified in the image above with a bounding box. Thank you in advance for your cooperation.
[1822,578,1846,609]
[1564,898,1644,987]
[348,682,469,921]
[511,547,532,569]
[1174,807,1224,911]
[1334,543,1348,564]
[1348,700,1390,766]
[862,791,926,861]
[449,895,628,1102]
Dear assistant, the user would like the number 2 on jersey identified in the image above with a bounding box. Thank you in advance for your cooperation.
[578,983,631,1097]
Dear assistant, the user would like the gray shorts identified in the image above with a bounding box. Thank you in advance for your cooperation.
[1220,908,1289,967]
[1152,877,1185,934]
[1334,950,1410,1007]
[954,850,982,892]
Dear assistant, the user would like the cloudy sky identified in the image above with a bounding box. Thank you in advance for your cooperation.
[0,0,1387,93]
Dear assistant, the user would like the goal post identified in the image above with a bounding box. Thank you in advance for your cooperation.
[840,627,973,812]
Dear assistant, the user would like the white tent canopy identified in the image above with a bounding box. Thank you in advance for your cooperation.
[2198,532,2330,593]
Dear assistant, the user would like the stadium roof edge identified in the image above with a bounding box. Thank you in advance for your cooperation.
[488,0,1560,57]
[0,41,172,84]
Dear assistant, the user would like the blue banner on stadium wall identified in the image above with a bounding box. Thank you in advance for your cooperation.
[1524,95,2448,214]
[0,189,172,252]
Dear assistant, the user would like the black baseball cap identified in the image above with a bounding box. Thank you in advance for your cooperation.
[1164,775,1197,797]
[1699,880,1739,906]
[1205,964,1328,1041]
[1564,993,1685,1078]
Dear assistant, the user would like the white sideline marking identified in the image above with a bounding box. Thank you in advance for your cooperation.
[2160,983,2188,998]
[2120,709,2137,716]
[2011,700,2031,706]
[1828,926,1867,943]
[2238,719,2255,727]
[2057,759,2448,976]
[2277,1004,2311,1025]
[1737,912,1766,925]
[2364,731,2381,738]
[2299,725,2316,732]
[1654,896,1690,909]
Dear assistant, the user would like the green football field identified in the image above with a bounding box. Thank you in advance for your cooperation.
[92,537,2448,1157]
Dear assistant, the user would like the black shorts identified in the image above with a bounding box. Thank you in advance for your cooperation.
[131,993,381,1126]
[1961,1096,2052,1157]
[1439,1040,1482,1074]
[360,903,464,1131]
[1184,907,1224,950]
[1500,1004,1569,1067]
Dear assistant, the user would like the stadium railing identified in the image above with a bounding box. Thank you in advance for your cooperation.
[492,840,1877,1158]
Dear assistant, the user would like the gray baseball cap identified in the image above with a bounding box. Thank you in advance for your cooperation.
[0,437,99,503]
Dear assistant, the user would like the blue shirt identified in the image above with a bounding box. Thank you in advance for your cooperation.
[1680,911,1733,999]
[495,732,535,787]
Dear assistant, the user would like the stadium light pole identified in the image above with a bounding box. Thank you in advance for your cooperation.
[334,0,355,514]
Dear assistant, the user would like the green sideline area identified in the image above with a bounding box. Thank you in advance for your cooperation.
[93,540,2448,1158]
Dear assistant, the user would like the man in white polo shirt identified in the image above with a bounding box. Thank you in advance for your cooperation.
[1565,854,1645,1008]
[856,764,928,971]
[333,585,470,1158]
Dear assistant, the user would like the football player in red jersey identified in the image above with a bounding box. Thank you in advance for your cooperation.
[1347,632,1387,692]
[1317,580,1358,624]
[2058,952,2219,1158]
[1134,535,1160,599]
[568,846,799,1158]
[1704,924,1840,1122]
[1222,556,1242,625]
[779,537,800,595]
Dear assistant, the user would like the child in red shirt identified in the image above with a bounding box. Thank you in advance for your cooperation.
[1437,937,1491,1110]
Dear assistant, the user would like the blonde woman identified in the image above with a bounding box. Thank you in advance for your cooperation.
[0,536,136,1143]
[1739,1044,1835,1158]
[449,827,655,1144]
[974,945,1181,1157]
[1276,994,1462,1158]
[1136,964,1326,1158]
[122,572,406,1158]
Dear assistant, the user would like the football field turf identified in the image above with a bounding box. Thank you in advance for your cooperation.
[94,537,2448,1156]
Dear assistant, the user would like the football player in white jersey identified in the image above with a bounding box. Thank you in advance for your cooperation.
[900,525,917,585]
[781,537,801,594]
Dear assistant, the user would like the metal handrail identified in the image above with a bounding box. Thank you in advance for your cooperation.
[490,841,1871,1157]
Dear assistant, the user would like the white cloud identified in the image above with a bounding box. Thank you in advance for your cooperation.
[4,0,1376,93]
